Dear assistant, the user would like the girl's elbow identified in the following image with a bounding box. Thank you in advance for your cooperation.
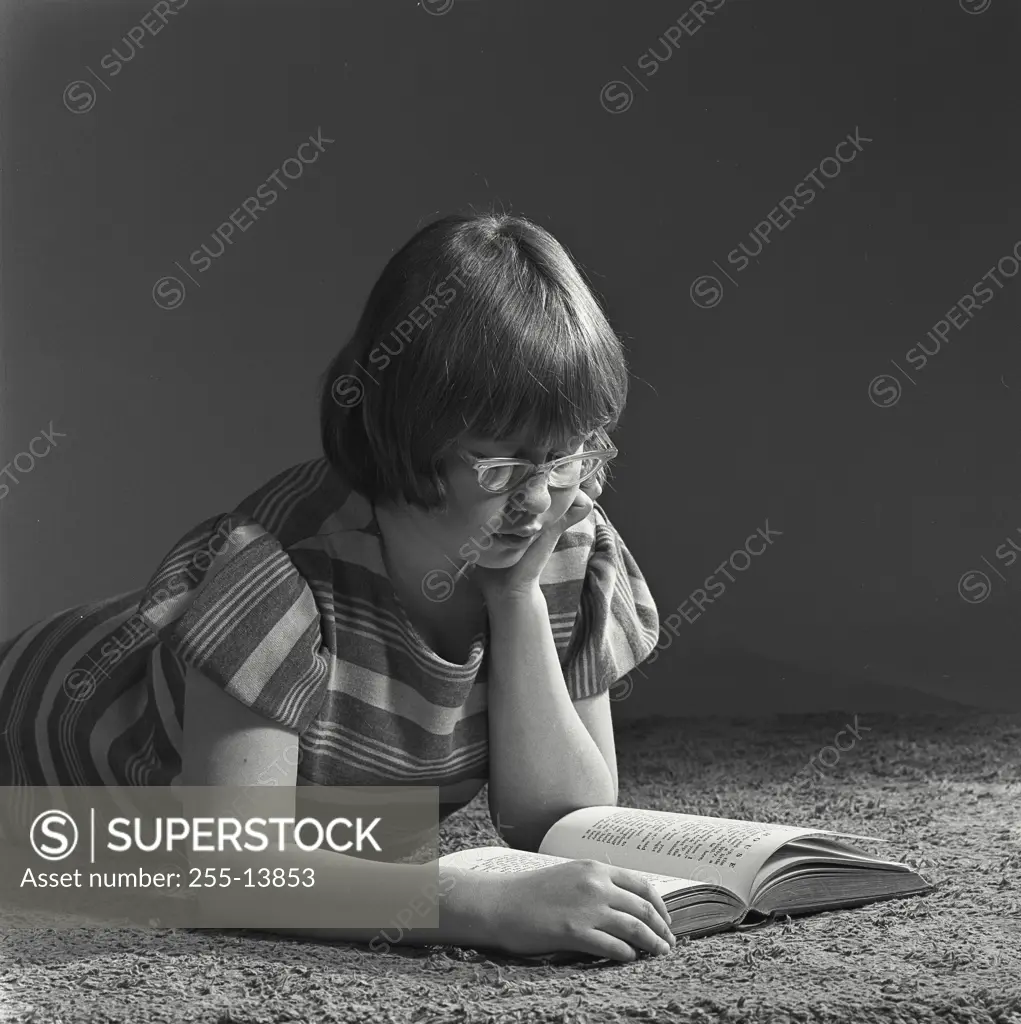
[492,810,552,854]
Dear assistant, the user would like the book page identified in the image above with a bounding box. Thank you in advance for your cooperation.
[539,807,884,901]
[748,837,922,904]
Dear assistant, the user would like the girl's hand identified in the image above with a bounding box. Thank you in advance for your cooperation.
[483,860,676,962]
[579,474,603,502]
[471,489,594,606]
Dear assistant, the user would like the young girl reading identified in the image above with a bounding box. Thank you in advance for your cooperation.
[0,211,671,962]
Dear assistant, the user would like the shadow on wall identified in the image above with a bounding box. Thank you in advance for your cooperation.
[610,644,989,721]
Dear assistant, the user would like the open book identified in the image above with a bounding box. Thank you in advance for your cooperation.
[439,806,934,940]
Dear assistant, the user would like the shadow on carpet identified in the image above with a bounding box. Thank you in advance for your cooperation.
[1,712,1019,1024]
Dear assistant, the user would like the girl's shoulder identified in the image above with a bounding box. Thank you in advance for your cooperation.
[135,457,354,736]
[545,501,660,700]
[541,500,625,586]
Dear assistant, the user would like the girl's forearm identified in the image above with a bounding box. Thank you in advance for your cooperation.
[189,843,492,948]
[485,586,616,853]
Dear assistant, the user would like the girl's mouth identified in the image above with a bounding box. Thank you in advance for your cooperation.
[494,531,538,546]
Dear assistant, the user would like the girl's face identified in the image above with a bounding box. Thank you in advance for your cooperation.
[431,427,586,569]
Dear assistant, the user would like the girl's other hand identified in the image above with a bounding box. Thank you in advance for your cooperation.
[484,859,676,962]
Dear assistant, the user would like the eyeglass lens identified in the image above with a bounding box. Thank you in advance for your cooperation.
[478,454,601,493]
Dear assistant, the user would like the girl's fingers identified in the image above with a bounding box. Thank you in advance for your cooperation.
[606,869,675,942]
[574,931,642,963]
[561,490,594,531]
[581,476,603,501]
[600,910,674,955]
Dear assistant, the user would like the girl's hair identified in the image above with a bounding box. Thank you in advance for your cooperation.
[318,210,630,510]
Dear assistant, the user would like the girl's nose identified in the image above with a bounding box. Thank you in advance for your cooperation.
[511,472,552,515]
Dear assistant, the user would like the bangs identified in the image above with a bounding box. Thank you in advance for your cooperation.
[320,210,632,509]
[415,255,628,455]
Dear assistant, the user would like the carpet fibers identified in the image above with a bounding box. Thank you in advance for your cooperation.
[1,711,1019,1023]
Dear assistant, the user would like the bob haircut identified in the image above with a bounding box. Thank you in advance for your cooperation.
[319,210,630,511]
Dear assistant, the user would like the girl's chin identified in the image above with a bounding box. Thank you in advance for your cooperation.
[468,533,537,566]
[473,546,527,568]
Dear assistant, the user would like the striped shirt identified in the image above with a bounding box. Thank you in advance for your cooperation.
[0,457,659,828]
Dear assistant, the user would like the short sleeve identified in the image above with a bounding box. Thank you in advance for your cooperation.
[136,512,332,733]
[560,504,660,700]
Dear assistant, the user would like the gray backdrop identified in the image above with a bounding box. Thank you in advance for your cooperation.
[2,0,1019,718]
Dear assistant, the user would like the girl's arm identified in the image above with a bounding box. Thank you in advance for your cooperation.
[179,665,492,947]
[484,587,617,855]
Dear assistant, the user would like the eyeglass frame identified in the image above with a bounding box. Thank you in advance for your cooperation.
[456,439,618,495]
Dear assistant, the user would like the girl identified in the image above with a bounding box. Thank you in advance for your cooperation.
[0,211,672,962]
